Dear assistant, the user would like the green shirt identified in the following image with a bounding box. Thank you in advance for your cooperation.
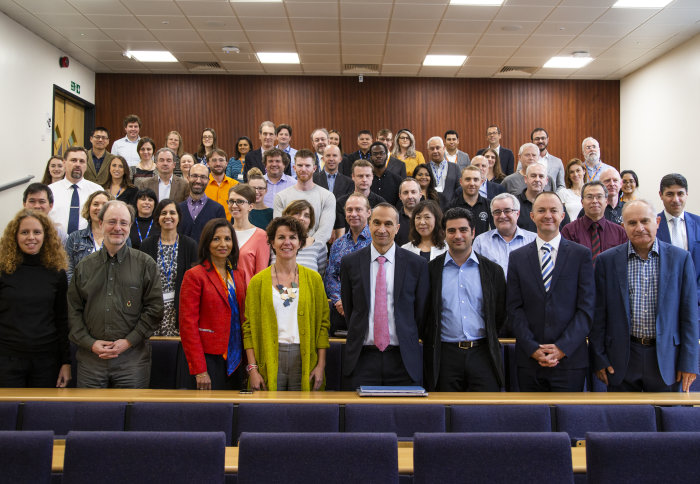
[68,244,163,350]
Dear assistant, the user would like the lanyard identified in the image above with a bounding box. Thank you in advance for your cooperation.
[158,236,178,282]
[586,163,602,181]
[135,219,153,243]
[432,161,446,187]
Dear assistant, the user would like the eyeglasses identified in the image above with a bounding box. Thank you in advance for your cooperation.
[398,136,410,141]
[492,209,516,216]
[202,135,214,140]
[227,199,249,206]
[92,135,108,140]
[251,187,266,191]
[583,194,606,201]
[189,174,209,180]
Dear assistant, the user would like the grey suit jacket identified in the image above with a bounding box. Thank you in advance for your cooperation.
[136,175,189,203]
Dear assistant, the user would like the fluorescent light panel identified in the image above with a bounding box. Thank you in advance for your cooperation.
[612,0,672,7]
[125,51,177,62]
[543,56,593,68]
[256,52,300,64]
[423,55,467,67]
[450,0,504,5]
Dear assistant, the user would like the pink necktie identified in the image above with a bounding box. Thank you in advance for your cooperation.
[374,256,390,351]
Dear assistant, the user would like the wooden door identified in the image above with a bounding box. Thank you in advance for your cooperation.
[53,95,85,156]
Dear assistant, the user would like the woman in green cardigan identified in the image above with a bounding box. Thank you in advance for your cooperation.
[243,216,330,391]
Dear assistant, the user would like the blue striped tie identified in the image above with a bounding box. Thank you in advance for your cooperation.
[541,243,553,292]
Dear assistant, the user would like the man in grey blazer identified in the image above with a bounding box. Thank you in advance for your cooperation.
[85,127,115,186]
[444,130,470,172]
[136,148,189,203]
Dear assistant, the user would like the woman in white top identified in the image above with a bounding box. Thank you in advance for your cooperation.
[401,200,447,261]
[227,184,270,287]
[557,158,585,222]
[273,199,327,276]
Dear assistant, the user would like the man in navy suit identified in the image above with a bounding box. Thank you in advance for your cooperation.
[507,191,595,391]
[426,136,461,211]
[656,173,700,314]
[313,145,353,199]
[340,203,429,389]
[591,200,698,392]
[178,164,225,244]
[476,125,514,176]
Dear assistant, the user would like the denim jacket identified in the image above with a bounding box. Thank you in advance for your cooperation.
[65,226,131,282]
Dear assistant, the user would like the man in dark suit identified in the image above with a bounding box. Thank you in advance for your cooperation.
[313,145,353,199]
[591,200,698,392]
[476,125,514,176]
[470,155,506,200]
[340,203,429,389]
[84,127,115,185]
[178,164,225,244]
[136,148,189,203]
[243,121,292,181]
[426,136,461,211]
[424,207,506,391]
[507,191,595,392]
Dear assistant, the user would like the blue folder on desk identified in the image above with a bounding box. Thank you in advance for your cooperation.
[357,386,428,397]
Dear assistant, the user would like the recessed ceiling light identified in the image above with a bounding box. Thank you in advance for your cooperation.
[124,50,177,62]
[543,56,593,68]
[256,52,300,64]
[612,0,672,8]
[449,0,504,5]
[423,55,467,67]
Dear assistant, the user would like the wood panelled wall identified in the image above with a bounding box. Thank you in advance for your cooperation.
[95,74,620,168]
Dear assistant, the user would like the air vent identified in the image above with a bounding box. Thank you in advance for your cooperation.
[498,66,538,75]
[343,64,379,74]
[183,61,225,72]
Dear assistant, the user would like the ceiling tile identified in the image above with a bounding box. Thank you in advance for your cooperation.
[486,21,540,36]
[189,17,242,30]
[197,30,248,43]
[297,43,341,54]
[289,20,340,32]
[176,1,234,17]
[389,19,440,33]
[582,22,636,37]
[470,45,518,57]
[597,8,657,24]
[341,32,387,44]
[496,5,556,22]
[232,4,286,17]
[432,33,482,45]
[120,0,184,16]
[115,40,164,50]
[246,30,295,43]
[19,0,78,15]
[251,41,300,51]
[175,52,218,62]
[36,13,90,27]
[262,64,304,73]
[522,35,576,48]
[151,29,203,42]
[341,44,382,55]
[387,32,435,44]
[84,14,143,28]
[382,45,428,64]
[649,8,700,25]
[392,4,446,20]
[67,0,131,15]
[546,6,608,23]
[72,38,124,52]
[466,56,508,67]
[456,66,498,77]
[139,16,194,30]
[299,53,339,63]
[340,3,392,18]
[341,18,389,32]
[342,54,383,64]
[478,34,529,47]
[287,2,339,18]
[418,66,460,77]
[438,19,489,34]
[161,41,211,53]
[442,5,499,21]
[102,28,158,42]
[294,31,339,43]
[381,65,420,75]
[57,27,112,42]
[534,21,590,36]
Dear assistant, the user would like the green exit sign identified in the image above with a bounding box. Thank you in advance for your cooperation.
[70,81,81,94]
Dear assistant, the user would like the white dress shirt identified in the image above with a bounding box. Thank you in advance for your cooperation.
[665,210,688,250]
[48,178,103,235]
[111,136,140,167]
[536,233,562,266]
[365,243,398,346]
[158,175,173,201]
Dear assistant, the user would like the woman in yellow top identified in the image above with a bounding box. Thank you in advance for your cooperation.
[391,129,425,176]
[243,216,330,391]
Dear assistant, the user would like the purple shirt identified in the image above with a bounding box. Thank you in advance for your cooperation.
[186,194,209,221]
[263,173,295,207]
[561,215,627,254]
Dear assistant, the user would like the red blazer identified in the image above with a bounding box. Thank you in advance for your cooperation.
[179,261,246,375]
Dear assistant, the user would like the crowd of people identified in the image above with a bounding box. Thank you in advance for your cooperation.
[1,114,697,394]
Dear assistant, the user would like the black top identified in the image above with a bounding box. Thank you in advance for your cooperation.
[335,191,386,230]
[116,186,139,208]
[517,190,570,232]
[0,254,69,363]
[450,194,493,237]
[395,209,412,246]
[130,215,159,250]
[371,169,402,206]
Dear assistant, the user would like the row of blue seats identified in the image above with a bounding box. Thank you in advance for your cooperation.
[3,430,699,484]
[72,339,700,392]
[2,401,700,446]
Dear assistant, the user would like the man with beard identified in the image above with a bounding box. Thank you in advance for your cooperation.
[205,149,238,219]
[396,178,421,246]
[581,137,613,181]
[178,164,225,243]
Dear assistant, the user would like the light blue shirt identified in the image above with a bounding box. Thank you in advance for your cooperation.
[479,180,488,198]
[277,145,298,177]
[440,250,485,342]
[325,170,338,193]
[472,226,537,277]
[263,173,295,207]
[366,243,398,346]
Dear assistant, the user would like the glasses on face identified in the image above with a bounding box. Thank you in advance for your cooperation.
[227,199,249,206]
[202,135,214,140]
[190,174,209,180]
[251,186,266,191]
[398,136,410,141]
[492,208,516,216]
[584,194,606,201]
[92,135,108,141]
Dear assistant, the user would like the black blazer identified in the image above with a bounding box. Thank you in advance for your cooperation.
[243,148,292,182]
[437,162,462,211]
[313,171,354,199]
[177,198,226,245]
[477,147,515,176]
[386,157,407,179]
[340,245,429,384]
[140,234,198,318]
[423,252,506,390]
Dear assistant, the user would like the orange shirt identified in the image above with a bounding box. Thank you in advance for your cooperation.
[205,174,238,219]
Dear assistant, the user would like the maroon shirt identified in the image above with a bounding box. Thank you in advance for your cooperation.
[561,215,627,254]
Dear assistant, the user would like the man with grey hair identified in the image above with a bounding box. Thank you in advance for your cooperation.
[473,192,536,277]
[517,163,569,232]
[502,143,554,195]
[427,136,460,209]
[577,167,625,225]
[311,128,330,169]
[135,147,188,202]
[581,137,612,181]
[244,120,286,181]
[68,200,163,388]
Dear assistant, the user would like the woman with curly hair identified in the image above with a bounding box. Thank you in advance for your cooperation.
[391,129,425,176]
[0,209,71,387]
[401,200,447,261]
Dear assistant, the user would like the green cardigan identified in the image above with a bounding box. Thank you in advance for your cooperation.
[243,265,330,391]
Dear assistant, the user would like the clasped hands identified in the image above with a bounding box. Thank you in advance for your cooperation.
[531,344,565,367]
[91,339,131,359]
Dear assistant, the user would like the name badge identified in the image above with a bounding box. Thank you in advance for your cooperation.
[163,291,175,303]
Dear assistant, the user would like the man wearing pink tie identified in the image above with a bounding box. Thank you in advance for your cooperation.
[340,203,429,389]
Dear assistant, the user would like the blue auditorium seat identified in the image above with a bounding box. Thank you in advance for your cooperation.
[659,407,700,431]
[62,431,226,484]
[149,339,180,389]
[0,402,19,430]
[450,404,551,432]
[235,403,338,444]
[344,404,445,439]
[238,432,398,484]
[413,432,573,484]
[555,404,656,444]
[324,340,342,391]
[587,432,700,483]
[0,430,53,484]
[21,402,126,438]
[128,402,235,445]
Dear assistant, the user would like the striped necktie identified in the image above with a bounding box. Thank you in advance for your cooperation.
[590,221,601,261]
[541,243,553,292]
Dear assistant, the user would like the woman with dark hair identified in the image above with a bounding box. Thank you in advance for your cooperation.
[196,128,217,164]
[247,168,273,230]
[401,200,447,261]
[65,190,114,282]
[328,129,342,152]
[179,218,246,390]
[280,199,327,275]
[129,188,159,250]
[558,158,585,222]
[228,184,270,287]
[412,163,440,204]
[0,209,71,387]
[226,136,252,180]
[141,199,198,337]
[103,155,138,207]
[391,129,425,176]
[483,148,506,183]
[620,169,639,203]
[243,216,330,391]
[130,137,157,181]
[41,156,64,185]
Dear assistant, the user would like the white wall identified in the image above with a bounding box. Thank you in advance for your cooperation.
[620,33,700,214]
[0,11,95,227]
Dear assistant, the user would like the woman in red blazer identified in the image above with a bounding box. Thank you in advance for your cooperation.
[179,218,247,390]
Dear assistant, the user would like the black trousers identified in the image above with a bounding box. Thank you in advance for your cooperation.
[608,341,678,392]
[176,346,245,390]
[344,346,416,390]
[0,353,59,388]
[517,365,587,392]
[436,342,500,392]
